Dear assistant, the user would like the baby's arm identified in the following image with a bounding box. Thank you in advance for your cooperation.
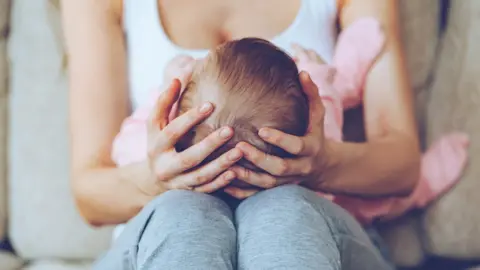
[332,17,385,109]
[111,55,195,166]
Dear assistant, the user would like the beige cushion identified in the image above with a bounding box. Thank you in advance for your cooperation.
[376,0,440,266]
[0,95,7,241]
[0,0,9,37]
[0,251,23,270]
[423,0,480,258]
[23,260,92,270]
[378,215,425,267]
[400,0,441,93]
[399,0,441,144]
[0,0,9,241]
[8,0,113,259]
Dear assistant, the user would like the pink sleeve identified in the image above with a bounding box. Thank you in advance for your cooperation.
[111,91,161,166]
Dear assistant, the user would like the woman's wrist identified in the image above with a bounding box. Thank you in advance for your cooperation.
[125,160,166,199]
[304,135,419,197]
[303,139,341,191]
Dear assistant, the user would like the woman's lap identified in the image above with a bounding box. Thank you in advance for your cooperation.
[93,185,394,270]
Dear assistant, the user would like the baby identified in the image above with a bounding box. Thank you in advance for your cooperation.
[112,18,468,224]
[174,38,309,180]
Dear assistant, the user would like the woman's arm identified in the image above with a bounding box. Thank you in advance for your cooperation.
[226,0,421,199]
[63,0,242,225]
[318,0,420,196]
[62,0,153,226]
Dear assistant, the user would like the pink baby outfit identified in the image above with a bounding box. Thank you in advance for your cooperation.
[295,17,469,224]
[112,18,469,225]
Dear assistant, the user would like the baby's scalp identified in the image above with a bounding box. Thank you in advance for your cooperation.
[176,38,309,172]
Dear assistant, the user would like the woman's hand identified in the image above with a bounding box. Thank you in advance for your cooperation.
[225,72,331,199]
[138,78,244,196]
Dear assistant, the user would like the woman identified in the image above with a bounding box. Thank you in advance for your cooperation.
[62,0,420,269]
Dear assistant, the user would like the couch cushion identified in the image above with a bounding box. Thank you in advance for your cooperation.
[378,215,425,267]
[400,0,441,93]
[399,0,441,144]
[0,0,10,242]
[0,0,9,38]
[8,0,113,259]
[0,251,23,270]
[423,0,480,259]
[0,95,7,242]
[374,0,440,266]
[23,260,92,270]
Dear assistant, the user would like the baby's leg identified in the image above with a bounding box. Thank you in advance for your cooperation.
[333,17,385,109]
[334,133,469,223]
[383,132,468,220]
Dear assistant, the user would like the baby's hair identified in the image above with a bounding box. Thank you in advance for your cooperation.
[176,38,309,172]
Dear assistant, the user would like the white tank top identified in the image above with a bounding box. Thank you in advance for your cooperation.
[123,0,338,110]
[114,0,338,240]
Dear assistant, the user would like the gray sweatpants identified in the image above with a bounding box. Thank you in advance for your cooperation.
[93,185,394,270]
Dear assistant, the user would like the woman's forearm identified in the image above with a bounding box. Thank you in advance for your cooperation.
[325,0,421,198]
[72,161,156,226]
[309,133,420,197]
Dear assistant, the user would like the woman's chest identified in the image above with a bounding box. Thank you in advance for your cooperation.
[123,0,338,108]
[158,0,302,49]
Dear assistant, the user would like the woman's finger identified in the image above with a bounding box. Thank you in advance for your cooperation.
[224,186,260,199]
[299,71,323,108]
[178,126,234,165]
[236,142,304,177]
[154,102,214,152]
[230,166,277,188]
[299,71,325,132]
[170,148,243,187]
[258,127,316,156]
[193,170,237,193]
[147,79,182,132]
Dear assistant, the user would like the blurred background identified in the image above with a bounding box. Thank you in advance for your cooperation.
[1,0,480,269]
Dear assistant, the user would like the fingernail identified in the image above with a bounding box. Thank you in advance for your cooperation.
[259,128,270,138]
[199,102,213,113]
[220,127,233,138]
[228,149,242,161]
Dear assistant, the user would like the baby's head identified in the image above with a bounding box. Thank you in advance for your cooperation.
[176,38,309,172]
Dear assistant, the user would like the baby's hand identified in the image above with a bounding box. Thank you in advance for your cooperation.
[291,44,336,85]
[163,55,196,88]
[292,43,325,65]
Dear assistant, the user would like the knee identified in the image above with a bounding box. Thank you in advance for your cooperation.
[238,184,325,212]
[131,191,237,268]
[144,190,236,237]
[236,185,338,227]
